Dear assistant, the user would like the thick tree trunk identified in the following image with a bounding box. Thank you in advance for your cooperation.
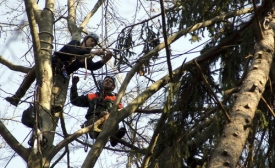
[207,24,275,167]
[25,0,55,167]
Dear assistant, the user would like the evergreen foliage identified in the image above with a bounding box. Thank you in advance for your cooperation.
[2,0,275,167]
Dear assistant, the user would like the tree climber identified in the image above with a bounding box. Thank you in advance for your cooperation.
[70,75,126,147]
[5,32,112,107]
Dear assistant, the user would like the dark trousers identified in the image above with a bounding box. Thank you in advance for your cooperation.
[10,61,69,109]
[13,67,36,100]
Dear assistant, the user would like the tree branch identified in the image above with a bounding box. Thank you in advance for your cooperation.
[80,0,107,30]
[48,124,99,159]
[0,120,29,161]
[0,55,31,73]
[194,59,231,122]
[82,7,255,167]
[160,0,174,82]
[135,108,163,114]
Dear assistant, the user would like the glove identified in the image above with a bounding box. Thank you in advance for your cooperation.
[102,51,113,64]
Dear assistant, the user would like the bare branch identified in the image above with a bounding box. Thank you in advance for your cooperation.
[0,120,29,161]
[0,55,31,73]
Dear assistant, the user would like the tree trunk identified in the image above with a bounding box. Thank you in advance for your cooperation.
[25,1,55,167]
[207,23,275,167]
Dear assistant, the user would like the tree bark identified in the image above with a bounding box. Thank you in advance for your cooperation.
[207,19,275,168]
[25,0,55,167]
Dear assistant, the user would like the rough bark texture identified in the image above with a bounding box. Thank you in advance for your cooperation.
[208,28,274,167]
[25,0,55,167]
[4,1,275,168]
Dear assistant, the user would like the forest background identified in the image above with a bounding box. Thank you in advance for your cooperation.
[1,0,275,168]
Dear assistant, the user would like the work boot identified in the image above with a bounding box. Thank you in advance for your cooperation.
[5,68,36,107]
[5,96,20,107]
[110,127,126,147]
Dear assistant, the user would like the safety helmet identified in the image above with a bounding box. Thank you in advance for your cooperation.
[85,32,99,45]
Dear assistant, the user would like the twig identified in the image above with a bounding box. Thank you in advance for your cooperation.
[160,0,174,82]
[260,97,275,118]
[194,59,231,122]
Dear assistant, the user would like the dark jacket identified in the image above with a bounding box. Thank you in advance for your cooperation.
[70,86,123,119]
[54,40,104,74]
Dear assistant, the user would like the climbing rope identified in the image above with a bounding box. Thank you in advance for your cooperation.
[101,0,108,78]
[84,57,88,80]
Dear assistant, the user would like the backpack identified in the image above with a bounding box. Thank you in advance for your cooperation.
[21,104,41,128]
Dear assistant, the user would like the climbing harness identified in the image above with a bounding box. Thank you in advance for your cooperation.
[81,78,111,152]
[82,96,99,152]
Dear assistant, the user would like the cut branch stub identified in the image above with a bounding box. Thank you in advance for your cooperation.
[244,103,251,109]
[248,83,258,92]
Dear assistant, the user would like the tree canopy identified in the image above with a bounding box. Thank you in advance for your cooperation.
[1,0,275,168]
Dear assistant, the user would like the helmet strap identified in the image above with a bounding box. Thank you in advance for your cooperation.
[84,38,89,48]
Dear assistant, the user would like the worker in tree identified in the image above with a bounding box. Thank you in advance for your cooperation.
[5,32,112,107]
[70,75,126,147]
